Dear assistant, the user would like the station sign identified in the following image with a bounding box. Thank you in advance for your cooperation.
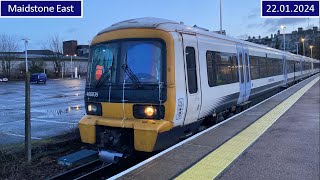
[0,0,83,18]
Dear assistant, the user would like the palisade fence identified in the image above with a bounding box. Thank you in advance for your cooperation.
[0,71,86,179]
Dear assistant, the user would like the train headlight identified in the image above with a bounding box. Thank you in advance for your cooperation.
[144,106,156,117]
[88,104,97,112]
[133,105,165,119]
[86,103,102,116]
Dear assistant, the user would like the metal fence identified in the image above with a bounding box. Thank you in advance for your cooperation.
[0,75,86,179]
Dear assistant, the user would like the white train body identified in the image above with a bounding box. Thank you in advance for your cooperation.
[80,18,319,153]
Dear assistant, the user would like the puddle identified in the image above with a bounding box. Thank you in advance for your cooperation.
[30,105,84,118]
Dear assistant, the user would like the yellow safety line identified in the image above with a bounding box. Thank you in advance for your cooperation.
[176,77,319,180]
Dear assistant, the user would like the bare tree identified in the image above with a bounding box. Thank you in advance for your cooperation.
[0,34,19,78]
[43,34,64,77]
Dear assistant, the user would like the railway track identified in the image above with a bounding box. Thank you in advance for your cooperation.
[48,156,143,180]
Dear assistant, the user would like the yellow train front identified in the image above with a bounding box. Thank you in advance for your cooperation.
[79,18,178,155]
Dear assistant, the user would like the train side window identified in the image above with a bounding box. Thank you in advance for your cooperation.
[295,62,299,72]
[291,60,294,73]
[259,57,268,78]
[185,47,198,94]
[250,56,259,79]
[273,59,281,75]
[206,51,217,86]
[216,52,238,85]
[266,58,274,76]
[206,51,239,87]
[279,58,284,74]
[232,55,239,82]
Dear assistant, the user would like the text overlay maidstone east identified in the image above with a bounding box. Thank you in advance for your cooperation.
[8,4,74,13]
[0,1,82,17]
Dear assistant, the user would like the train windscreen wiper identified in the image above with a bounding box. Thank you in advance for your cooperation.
[122,53,142,88]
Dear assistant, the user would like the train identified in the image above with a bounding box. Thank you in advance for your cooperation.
[79,17,320,158]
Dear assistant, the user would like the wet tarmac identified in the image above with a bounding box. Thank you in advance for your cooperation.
[0,79,86,145]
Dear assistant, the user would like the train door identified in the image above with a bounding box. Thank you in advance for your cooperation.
[237,45,245,104]
[282,55,288,84]
[181,33,202,125]
[299,59,302,76]
[243,47,252,102]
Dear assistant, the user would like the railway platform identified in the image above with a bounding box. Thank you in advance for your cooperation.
[110,74,320,180]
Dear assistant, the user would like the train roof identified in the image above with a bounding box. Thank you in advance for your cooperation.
[98,17,319,62]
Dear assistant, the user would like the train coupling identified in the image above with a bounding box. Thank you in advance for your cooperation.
[98,150,123,164]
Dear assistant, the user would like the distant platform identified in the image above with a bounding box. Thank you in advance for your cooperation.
[110,74,319,180]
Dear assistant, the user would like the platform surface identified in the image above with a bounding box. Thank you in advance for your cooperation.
[112,75,319,180]
[218,79,319,180]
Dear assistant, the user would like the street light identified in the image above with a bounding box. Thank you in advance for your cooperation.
[301,38,305,56]
[219,0,222,34]
[281,25,286,51]
[66,54,77,78]
[310,45,314,58]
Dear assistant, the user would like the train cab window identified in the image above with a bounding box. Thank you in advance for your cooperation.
[185,47,198,94]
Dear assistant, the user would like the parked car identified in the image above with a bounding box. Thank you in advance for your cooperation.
[30,73,47,83]
[0,75,8,82]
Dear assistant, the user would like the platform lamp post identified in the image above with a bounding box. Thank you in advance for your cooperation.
[310,45,314,58]
[22,38,31,163]
[281,25,286,52]
[301,38,305,56]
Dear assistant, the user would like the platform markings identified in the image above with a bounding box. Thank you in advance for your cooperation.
[176,77,319,180]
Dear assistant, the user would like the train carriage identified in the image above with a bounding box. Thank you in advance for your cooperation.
[79,18,319,158]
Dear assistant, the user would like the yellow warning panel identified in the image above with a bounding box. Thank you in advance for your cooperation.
[176,77,319,180]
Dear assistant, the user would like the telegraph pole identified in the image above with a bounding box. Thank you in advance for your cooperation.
[22,38,31,163]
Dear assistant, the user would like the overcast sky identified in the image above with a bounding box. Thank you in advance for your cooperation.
[0,0,318,50]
